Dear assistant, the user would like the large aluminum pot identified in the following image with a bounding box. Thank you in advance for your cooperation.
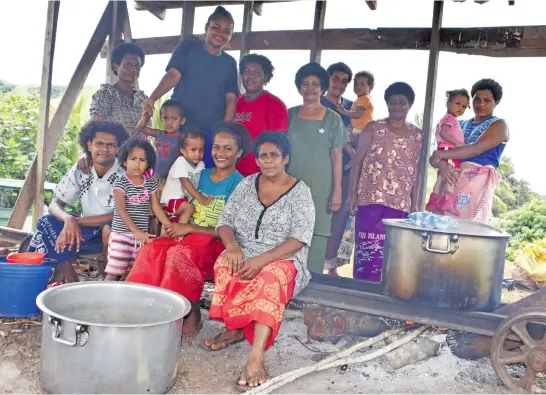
[36,282,191,394]
[382,219,510,311]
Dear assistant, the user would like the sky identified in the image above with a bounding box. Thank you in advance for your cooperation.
[1,0,546,193]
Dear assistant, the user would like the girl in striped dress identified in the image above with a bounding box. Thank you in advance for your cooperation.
[105,139,172,281]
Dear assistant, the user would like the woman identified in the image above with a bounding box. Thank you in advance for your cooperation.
[287,62,349,274]
[142,6,239,168]
[347,82,423,282]
[235,53,289,177]
[430,78,508,223]
[90,42,149,138]
[321,62,356,276]
[125,121,250,339]
[202,132,315,389]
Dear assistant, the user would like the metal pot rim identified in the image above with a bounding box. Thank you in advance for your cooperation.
[382,218,511,238]
[36,282,191,328]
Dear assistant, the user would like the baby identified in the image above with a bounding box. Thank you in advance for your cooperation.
[160,125,212,225]
[426,89,470,216]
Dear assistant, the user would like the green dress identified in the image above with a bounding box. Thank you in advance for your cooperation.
[287,106,349,273]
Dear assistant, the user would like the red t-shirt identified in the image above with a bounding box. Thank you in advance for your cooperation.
[234,91,288,177]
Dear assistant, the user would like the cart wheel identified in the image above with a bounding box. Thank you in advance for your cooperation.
[491,308,546,393]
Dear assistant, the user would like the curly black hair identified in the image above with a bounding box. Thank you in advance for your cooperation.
[111,42,145,75]
[354,71,375,88]
[253,132,291,158]
[446,88,470,102]
[326,62,353,83]
[79,120,130,159]
[295,62,330,93]
[471,78,503,102]
[118,138,156,172]
[161,98,185,118]
[212,121,252,159]
[239,53,275,84]
[207,6,234,25]
[179,125,206,148]
[384,82,416,107]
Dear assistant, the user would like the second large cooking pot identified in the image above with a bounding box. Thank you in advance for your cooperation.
[36,282,191,394]
[381,219,510,311]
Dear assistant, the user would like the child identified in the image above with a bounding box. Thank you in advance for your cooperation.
[105,139,172,281]
[160,125,212,224]
[337,70,374,140]
[425,89,470,216]
[137,98,187,194]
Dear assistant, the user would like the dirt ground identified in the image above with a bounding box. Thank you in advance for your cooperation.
[0,306,514,395]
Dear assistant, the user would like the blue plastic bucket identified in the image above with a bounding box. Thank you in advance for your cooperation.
[0,257,56,317]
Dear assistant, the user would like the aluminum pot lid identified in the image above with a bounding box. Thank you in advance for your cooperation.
[382,218,510,238]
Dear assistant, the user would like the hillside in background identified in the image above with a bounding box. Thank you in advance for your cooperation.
[0,79,98,101]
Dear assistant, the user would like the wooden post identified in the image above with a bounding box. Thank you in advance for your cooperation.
[120,0,132,42]
[6,3,113,231]
[33,1,60,228]
[240,0,254,59]
[106,1,121,84]
[310,0,327,63]
[239,0,254,93]
[181,2,196,39]
[417,0,443,210]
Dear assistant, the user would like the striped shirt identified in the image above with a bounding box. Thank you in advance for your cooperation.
[112,174,157,233]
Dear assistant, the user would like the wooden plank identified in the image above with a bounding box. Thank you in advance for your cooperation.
[365,1,377,10]
[240,0,254,59]
[134,1,166,20]
[132,25,546,56]
[310,0,327,63]
[181,1,195,39]
[6,3,113,231]
[105,1,121,84]
[135,0,278,14]
[120,1,133,41]
[417,0,443,211]
[33,1,60,228]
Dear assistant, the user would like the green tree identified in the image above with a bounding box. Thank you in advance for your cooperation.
[499,199,546,261]
[0,93,85,210]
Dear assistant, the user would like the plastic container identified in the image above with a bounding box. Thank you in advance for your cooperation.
[7,252,45,265]
[0,257,56,317]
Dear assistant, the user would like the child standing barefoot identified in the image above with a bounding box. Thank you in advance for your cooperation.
[426,89,470,215]
[160,125,211,225]
[105,139,172,281]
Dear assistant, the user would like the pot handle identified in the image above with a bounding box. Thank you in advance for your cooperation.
[49,316,89,347]
[420,232,459,255]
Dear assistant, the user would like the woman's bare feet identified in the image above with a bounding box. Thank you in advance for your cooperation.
[202,329,245,351]
[328,268,339,276]
[238,354,268,388]
[182,303,202,342]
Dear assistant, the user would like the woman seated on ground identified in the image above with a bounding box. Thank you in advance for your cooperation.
[125,121,250,340]
[202,132,315,390]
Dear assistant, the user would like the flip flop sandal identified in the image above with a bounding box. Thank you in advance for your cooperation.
[236,368,269,392]
[199,331,245,351]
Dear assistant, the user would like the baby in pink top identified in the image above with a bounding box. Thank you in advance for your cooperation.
[426,89,470,216]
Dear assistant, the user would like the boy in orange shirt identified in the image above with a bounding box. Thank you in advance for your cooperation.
[337,71,374,141]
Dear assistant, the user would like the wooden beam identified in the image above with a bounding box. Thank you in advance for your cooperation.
[106,1,122,84]
[417,0,443,211]
[135,1,275,15]
[240,0,254,59]
[131,25,546,56]
[120,1,133,41]
[33,1,60,228]
[310,0,327,63]
[7,3,113,230]
[181,1,195,39]
[365,1,377,10]
[134,1,166,20]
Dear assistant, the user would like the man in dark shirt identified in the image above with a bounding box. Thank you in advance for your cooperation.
[321,62,356,276]
[142,6,239,168]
